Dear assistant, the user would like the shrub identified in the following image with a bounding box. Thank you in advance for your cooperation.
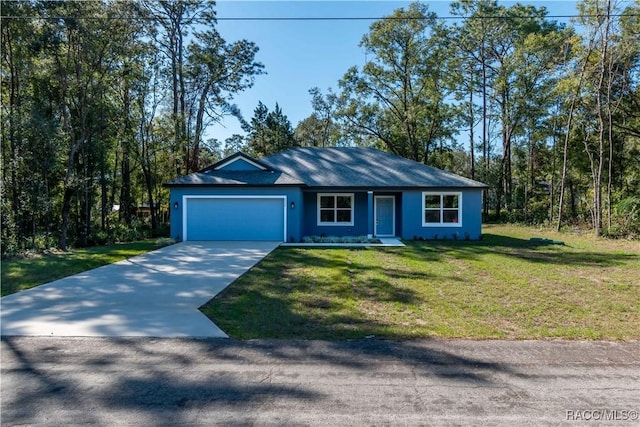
[155,237,176,247]
[606,196,640,239]
[301,235,381,244]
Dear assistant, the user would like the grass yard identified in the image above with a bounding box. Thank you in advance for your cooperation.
[201,225,640,340]
[1,240,168,296]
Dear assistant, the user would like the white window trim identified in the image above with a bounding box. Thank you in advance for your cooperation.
[421,192,463,227]
[317,193,355,226]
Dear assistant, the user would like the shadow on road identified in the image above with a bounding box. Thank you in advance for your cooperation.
[1,336,529,425]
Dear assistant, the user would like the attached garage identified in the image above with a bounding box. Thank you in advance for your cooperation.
[183,196,286,241]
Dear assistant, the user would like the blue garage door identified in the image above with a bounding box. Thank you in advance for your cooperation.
[185,197,285,241]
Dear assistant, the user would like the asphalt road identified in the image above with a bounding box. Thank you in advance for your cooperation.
[2,337,639,426]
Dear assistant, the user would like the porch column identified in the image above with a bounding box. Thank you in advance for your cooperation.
[367,191,374,238]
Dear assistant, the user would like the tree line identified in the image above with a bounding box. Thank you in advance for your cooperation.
[2,0,263,253]
[240,0,639,238]
[2,0,639,256]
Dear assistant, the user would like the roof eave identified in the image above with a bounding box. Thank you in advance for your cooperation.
[163,182,306,188]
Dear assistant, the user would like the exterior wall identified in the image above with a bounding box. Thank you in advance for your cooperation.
[401,189,484,240]
[301,191,403,238]
[170,186,483,242]
[302,191,369,237]
[169,186,303,242]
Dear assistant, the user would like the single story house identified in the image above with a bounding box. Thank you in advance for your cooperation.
[165,147,488,242]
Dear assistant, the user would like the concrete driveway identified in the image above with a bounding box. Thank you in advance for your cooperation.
[0,241,279,337]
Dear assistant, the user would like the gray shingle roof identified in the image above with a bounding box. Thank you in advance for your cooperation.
[165,169,305,186]
[165,147,488,188]
[261,147,488,189]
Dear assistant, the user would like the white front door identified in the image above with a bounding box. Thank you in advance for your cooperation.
[375,196,395,236]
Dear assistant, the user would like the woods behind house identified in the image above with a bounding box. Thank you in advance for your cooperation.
[2,0,638,255]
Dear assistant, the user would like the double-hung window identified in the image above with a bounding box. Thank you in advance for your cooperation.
[422,192,462,226]
[318,193,354,226]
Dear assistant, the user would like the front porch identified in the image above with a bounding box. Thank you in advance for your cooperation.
[281,236,405,247]
[301,190,402,239]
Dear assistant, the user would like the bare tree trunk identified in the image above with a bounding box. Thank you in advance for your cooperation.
[481,41,489,218]
[607,103,614,232]
[592,0,613,237]
[4,28,24,242]
[100,162,108,231]
[82,141,90,247]
[501,88,513,214]
[120,82,133,227]
[192,80,212,173]
[469,63,475,180]
[557,42,592,231]
[550,113,558,223]
[59,140,81,250]
[605,17,619,232]
[178,28,189,174]
[143,172,157,235]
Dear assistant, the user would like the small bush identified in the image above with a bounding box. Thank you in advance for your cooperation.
[301,235,381,244]
[155,237,176,247]
[606,196,640,239]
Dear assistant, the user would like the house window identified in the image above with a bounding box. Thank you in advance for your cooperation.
[422,192,462,227]
[318,193,354,226]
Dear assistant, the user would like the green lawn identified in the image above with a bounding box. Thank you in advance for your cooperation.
[1,240,168,296]
[201,225,640,340]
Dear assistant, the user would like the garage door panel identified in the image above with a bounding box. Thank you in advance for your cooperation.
[185,197,284,241]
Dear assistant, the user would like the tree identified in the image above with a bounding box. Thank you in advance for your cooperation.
[338,3,459,163]
[245,102,297,156]
[140,0,216,175]
[1,0,38,249]
[295,87,344,147]
[186,29,263,171]
[450,0,497,184]
[568,0,639,236]
[33,1,137,250]
[450,1,572,219]
[1,0,266,254]
[223,134,247,157]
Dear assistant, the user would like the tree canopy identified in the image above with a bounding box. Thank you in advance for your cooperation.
[297,0,639,236]
[2,0,639,256]
[1,0,263,252]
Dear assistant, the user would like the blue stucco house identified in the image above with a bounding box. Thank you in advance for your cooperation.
[165,147,488,242]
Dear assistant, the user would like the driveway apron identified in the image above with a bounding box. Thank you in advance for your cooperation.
[0,241,279,337]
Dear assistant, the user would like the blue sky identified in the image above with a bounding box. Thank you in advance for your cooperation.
[211,1,583,144]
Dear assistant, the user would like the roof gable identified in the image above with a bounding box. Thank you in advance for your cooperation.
[165,151,304,186]
[165,170,304,186]
[205,152,268,172]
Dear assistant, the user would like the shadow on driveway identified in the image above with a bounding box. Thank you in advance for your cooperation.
[0,242,279,337]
